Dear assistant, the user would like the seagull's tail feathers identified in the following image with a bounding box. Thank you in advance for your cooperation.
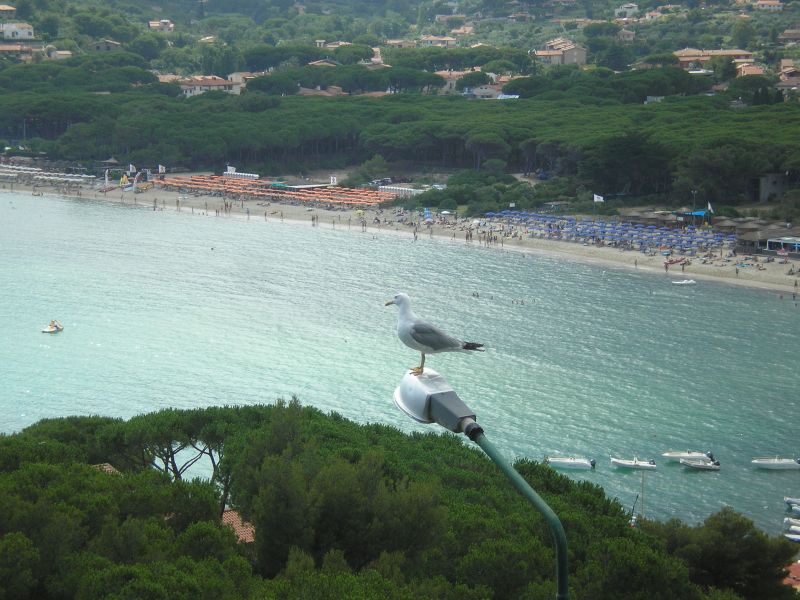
[462,342,485,352]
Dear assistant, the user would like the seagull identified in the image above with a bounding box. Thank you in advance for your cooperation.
[385,293,484,375]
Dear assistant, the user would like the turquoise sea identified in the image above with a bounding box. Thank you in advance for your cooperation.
[2,193,798,536]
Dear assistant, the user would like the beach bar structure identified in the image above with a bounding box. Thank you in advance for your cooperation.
[766,235,800,256]
[159,175,397,206]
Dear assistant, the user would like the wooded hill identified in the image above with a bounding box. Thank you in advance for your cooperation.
[0,400,796,599]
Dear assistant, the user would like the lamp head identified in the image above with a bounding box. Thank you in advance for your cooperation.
[393,368,476,433]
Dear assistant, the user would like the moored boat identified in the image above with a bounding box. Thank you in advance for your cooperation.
[611,457,657,470]
[661,450,714,463]
[680,458,720,471]
[784,533,800,543]
[544,456,596,470]
[750,457,800,470]
[790,505,800,517]
[784,517,800,528]
[784,497,800,506]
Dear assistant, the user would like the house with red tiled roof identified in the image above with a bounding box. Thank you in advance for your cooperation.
[221,509,255,543]
[673,47,753,69]
[535,38,586,65]
[785,561,800,590]
[754,0,782,10]
[178,75,235,96]
[736,63,764,77]
[93,39,121,52]
[0,4,16,18]
[0,42,30,59]
[434,68,476,93]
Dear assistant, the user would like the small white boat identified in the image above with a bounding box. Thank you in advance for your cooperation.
[784,497,800,506]
[750,457,800,470]
[680,458,720,471]
[784,533,800,543]
[787,525,800,535]
[544,456,596,470]
[661,450,714,463]
[611,457,657,470]
[784,517,800,527]
[41,320,63,334]
[671,279,696,285]
[790,505,800,517]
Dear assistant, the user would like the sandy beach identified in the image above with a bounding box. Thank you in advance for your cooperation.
[5,178,800,296]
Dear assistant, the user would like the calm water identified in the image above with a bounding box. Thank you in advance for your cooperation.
[1,193,798,535]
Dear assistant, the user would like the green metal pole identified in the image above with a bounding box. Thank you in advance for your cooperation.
[467,425,569,600]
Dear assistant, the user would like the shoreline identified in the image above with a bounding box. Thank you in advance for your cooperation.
[5,182,800,295]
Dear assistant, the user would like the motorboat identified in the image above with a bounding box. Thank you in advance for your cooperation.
[784,517,800,528]
[784,533,800,543]
[544,456,596,470]
[790,505,800,517]
[611,457,656,470]
[671,279,696,285]
[41,320,63,334]
[787,525,800,535]
[784,497,800,506]
[750,457,800,470]
[661,450,714,463]
[680,458,720,471]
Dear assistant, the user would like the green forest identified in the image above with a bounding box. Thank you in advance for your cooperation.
[3,0,800,217]
[0,400,796,599]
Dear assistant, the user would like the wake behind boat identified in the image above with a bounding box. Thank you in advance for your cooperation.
[41,320,63,334]
[750,457,800,470]
[671,279,696,285]
[680,458,721,471]
[544,456,596,470]
[662,450,714,463]
[611,457,656,470]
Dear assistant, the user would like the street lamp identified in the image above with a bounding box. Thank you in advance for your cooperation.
[393,369,569,600]
[691,190,698,226]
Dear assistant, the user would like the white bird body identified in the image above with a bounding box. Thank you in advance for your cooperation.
[386,293,483,374]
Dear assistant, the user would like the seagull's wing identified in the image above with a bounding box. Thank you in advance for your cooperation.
[409,320,463,352]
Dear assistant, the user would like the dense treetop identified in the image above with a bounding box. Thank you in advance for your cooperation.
[0,400,796,599]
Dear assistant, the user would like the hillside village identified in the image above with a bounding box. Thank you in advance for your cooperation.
[1,0,799,99]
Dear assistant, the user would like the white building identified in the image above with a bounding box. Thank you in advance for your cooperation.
[614,3,639,18]
[0,22,33,39]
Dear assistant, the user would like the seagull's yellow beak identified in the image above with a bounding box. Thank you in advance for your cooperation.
[385,300,395,306]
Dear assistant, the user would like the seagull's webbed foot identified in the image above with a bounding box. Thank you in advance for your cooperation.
[410,366,424,376]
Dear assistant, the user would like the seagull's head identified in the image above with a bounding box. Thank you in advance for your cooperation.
[385,292,410,308]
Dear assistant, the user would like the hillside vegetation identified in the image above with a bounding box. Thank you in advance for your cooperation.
[0,400,796,599]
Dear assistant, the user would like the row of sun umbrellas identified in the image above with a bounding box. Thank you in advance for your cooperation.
[484,211,737,251]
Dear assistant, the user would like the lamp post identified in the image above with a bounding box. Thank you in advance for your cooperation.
[393,369,569,600]
[691,189,698,226]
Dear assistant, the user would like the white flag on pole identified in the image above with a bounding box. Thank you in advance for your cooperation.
[707,201,714,214]
[593,194,605,203]
[104,169,109,186]
[158,164,166,174]
[129,164,136,174]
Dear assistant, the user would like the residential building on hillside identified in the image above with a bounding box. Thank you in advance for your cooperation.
[0,42,30,59]
[736,63,764,77]
[177,75,235,97]
[418,35,457,48]
[0,22,32,39]
[614,3,639,18]
[384,39,415,48]
[0,4,15,18]
[535,37,586,65]
[93,39,121,52]
[618,28,635,42]
[778,28,800,42]
[673,47,753,69]
[754,0,782,10]
[148,19,174,33]
[434,69,475,93]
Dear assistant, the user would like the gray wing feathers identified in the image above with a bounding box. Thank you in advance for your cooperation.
[409,321,463,352]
